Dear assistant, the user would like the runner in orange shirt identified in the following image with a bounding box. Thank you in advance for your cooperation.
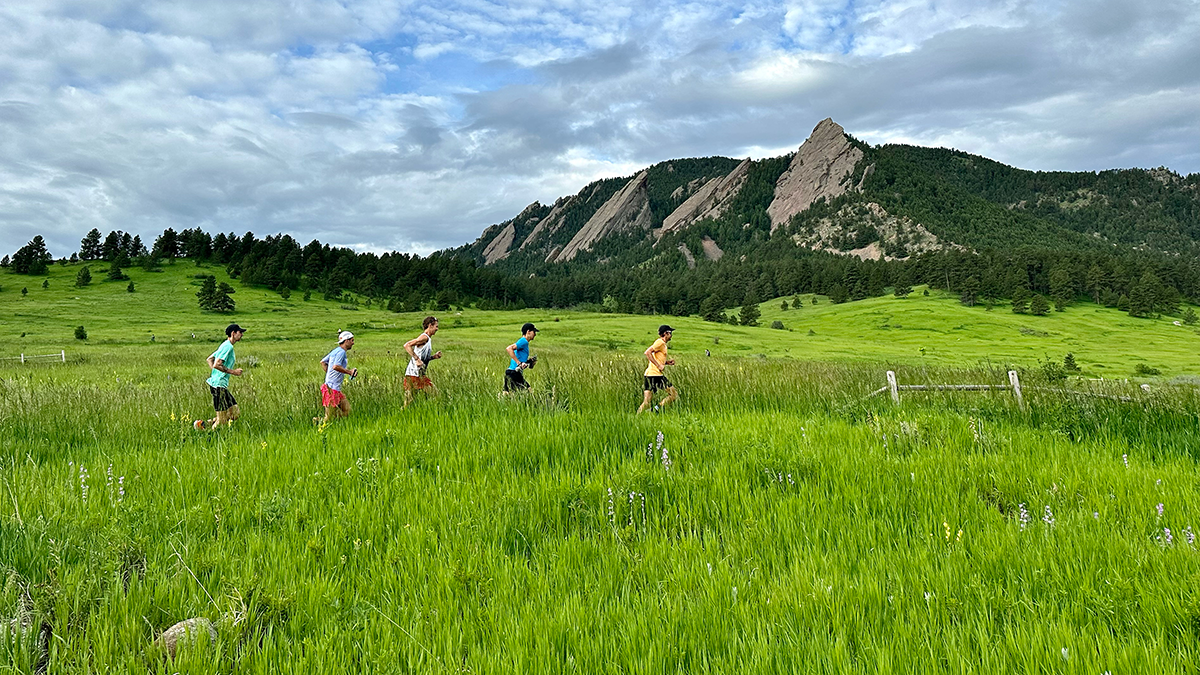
[637,324,678,414]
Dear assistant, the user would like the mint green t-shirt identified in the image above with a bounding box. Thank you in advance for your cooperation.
[206,340,235,388]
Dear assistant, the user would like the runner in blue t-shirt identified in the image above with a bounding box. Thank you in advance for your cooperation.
[194,324,246,431]
[503,323,539,394]
[316,331,358,425]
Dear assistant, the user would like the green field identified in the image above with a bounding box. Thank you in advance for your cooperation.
[4,262,1200,673]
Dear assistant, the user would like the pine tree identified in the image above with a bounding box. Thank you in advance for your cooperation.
[739,291,761,326]
[196,275,217,310]
[1183,307,1198,326]
[959,276,980,307]
[211,282,237,313]
[127,281,135,293]
[700,294,726,323]
[80,229,103,260]
[1011,288,1030,314]
[75,266,92,287]
[107,252,129,281]
[1029,293,1050,316]
[894,284,912,298]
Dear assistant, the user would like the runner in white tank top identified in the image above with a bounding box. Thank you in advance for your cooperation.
[402,316,442,409]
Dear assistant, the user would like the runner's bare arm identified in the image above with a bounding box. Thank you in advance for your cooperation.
[404,334,429,365]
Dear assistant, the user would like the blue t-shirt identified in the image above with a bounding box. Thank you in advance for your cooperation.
[508,337,529,371]
[206,340,235,388]
[322,346,349,390]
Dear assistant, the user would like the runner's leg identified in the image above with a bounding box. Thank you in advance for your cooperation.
[636,389,653,414]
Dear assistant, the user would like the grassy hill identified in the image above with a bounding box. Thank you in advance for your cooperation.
[2,261,1197,380]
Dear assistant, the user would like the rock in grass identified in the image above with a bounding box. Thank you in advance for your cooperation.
[156,617,216,658]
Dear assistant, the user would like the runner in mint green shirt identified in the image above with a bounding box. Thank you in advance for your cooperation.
[195,324,245,431]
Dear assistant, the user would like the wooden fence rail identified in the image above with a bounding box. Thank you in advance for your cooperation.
[871,370,1152,408]
[0,350,66,363]
[870,370,1026,409]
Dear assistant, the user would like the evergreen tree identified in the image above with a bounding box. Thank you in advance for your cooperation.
[1049,267,1073,310]
[1,255,8,267]
[1063,352,1080,373]
[42,279,49,289]
[127,281,135,293]
[107,252,129,281]
[739,293,761,326]
[101,231,122,260]
[791,294,803,309]
[1183,307,1198,326]
[69,252,79,263]
[1029,293,1050,316]
[1086,264,1108,304]
[212,282,237,313]
[196,275,217,310]
[959,275,980,307]
[75,266,92,287]
[1128,272,1159,318]
[1011,288,1030,314]
[10,236,51,274]
[700,294,726,323]
[894,284,912,298]
[80,229,103,260]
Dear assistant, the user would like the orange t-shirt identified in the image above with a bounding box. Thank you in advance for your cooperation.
[644,338,669,376]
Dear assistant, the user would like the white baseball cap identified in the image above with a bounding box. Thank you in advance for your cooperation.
[338,331,354,343]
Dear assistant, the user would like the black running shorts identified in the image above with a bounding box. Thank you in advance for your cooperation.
[504,368,530,392]
[210,386,237,412]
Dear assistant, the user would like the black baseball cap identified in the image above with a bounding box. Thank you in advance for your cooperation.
[522,323,539,333]
[659,324,675,335]
[225,323,246,336]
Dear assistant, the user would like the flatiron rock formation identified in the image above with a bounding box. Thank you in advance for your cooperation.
[554,170,653,262]
[659,158,752,237]
[767,118,864,233]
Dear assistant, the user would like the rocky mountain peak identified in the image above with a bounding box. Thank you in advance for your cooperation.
[766,118,865,233]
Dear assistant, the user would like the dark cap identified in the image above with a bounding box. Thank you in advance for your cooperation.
[225,323,246,336]
[658,324,675,335]
[522,322,539,334]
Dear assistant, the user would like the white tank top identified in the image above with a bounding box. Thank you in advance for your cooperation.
[405,336,432,377]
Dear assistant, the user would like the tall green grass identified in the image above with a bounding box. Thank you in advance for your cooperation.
[3,342,1200,672]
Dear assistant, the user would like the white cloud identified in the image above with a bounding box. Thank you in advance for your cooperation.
[0,0,1197,259]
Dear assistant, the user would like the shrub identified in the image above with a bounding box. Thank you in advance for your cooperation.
[1063,353,1080,373]
[42,279,49,289]
[127,281,135,293]
[1183,308,1197,326]
[279,286,291,300]
[74,325,88,340]
[780,301,788,311]
[1040,356,1067,382]
[21,287,28,296]
[770,320,785,330]
[1134,363,1161,377]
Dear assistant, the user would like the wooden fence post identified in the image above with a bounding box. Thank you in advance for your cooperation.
[886,370,899,404]
[1008,370,1024,410]
[20,353,24,364]
[61,350,66,363]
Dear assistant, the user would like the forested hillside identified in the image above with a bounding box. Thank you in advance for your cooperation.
[5,121,1198,321]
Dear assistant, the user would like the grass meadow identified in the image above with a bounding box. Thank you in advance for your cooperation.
[3,262,1200,673]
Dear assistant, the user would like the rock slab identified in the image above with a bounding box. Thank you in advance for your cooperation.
[767,118,864,233]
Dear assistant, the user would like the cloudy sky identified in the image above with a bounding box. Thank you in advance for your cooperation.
[2,0,1197,259]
